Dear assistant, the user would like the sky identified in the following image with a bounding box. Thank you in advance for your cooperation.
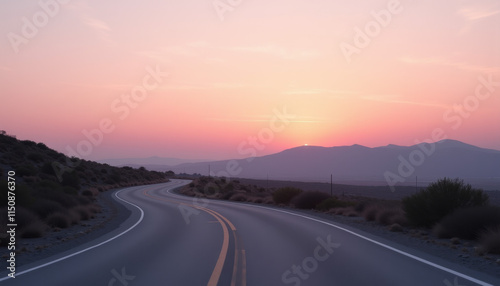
[1,0,499,161]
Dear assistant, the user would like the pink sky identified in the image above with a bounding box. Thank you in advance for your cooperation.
[1,0,499,160]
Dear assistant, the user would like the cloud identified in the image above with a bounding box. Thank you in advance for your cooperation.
[458,6,500,21]
[157,82,250,92]
[0,66,12,72]
[282,89,359,97]
[81,16,111,32]
[399,56,500,74]
[227,45,320,60]
[205,115,323,123]
[138,42,320,63]
[457,3,500,34]
[361,94,449,109]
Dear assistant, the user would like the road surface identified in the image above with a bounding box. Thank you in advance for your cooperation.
[1,180,498,285]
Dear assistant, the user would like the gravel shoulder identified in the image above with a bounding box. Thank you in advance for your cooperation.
[1,188,131,268]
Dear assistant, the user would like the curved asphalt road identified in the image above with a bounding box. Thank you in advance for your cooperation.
[1,180,499,285]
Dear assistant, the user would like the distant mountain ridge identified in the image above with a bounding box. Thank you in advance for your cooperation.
[163,139,500,190]
[98,156,208,167]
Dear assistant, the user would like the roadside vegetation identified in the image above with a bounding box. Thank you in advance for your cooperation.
[0,132,169,245]
[181,176,499,257]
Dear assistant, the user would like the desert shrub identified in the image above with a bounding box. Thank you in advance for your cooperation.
[333,207,357,217]
[229,193,247,202]
[355,202,368,213]
[62,186,78,195]
[32,200,65,218]
[15,207,40,227]
[41,162,56,175]
[26,152,44,162]
[432,206,500,240]
[82,190,94,197]
[402,178,489,227]
[16,164,37,177]
[478,227,500,254]
[377,209,399,226]
[73,206,92,220]
[46,213,70,228]
[253,198,264,204]
[388,223,404,232]
[292,191,330,209]
[87,204,101,214]
[67,209,81,225]
[363,206,380,221]
[62,172,80,189]
[221,191,235,200]
[20,222,45,238]
[224,183,235,192]
[316,197,355,211]
[390,211,409,226]
[272,187,303,205]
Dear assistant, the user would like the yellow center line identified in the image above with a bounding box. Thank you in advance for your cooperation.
[142,188,246,286]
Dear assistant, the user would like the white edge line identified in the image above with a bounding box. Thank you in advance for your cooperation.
[166,188,494,286]
[0,187,145,282]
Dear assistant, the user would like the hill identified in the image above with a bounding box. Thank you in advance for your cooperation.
[167,139,500,190]
[0,132,169,241]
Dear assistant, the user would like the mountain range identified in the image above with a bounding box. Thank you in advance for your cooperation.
[105,140,500,190]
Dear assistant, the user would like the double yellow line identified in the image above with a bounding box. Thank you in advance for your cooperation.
[143,188,246,286]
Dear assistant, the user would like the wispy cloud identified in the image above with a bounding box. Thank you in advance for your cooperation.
[361,94,449,109]
[138,42,320,63]
[205,115,323,123]
[80,15,112,42]
[282,89,359,97]
[399,56,500,74]
[82,16,111,33]
[457,3,500,34]
[227,45,320,60]
[458,6,500,21]
[157,82,250,92]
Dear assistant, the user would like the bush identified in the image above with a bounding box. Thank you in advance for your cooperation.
[20,222,45,238]
[316,197,355,211]
[46,213,70,228]
[32,200,65,219]
[73,206,92,220]
[479,227,500,254]
[15,207,40,227]
[27,152,44,162]
[272,187,303,205]
[62,172,80,189]
[432,206,500,240]
[363,206,379,221]
[292,191,330,209]
[377,209,399,226]
[402,178,489,227]
[229,193,247,202]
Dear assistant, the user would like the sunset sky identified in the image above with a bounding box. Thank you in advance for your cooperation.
[1,0,499,161]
